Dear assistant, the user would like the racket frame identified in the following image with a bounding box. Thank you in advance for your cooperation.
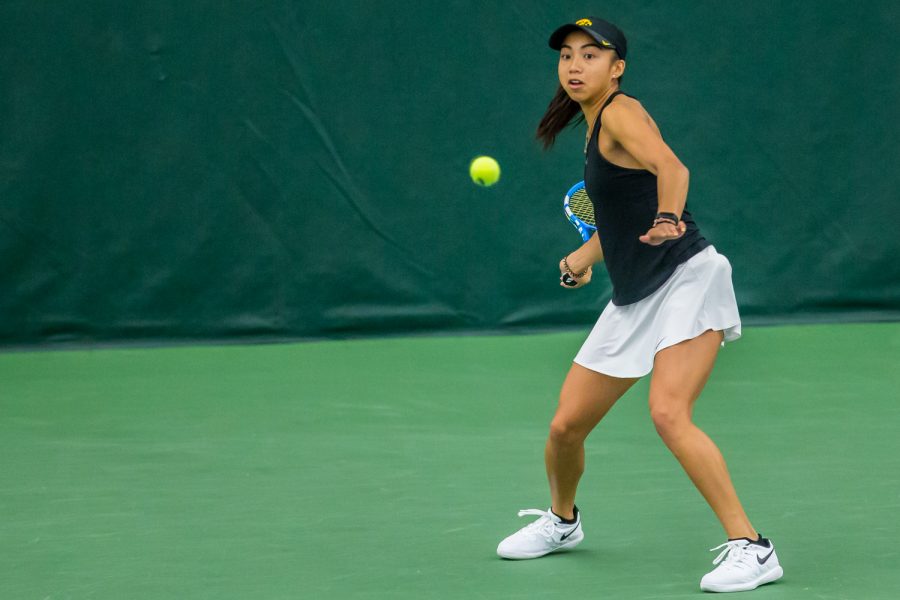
[563,180,597,243]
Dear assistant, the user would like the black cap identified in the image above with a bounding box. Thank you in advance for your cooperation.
[548,17,627,60]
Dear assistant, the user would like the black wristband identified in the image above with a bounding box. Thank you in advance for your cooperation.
[655,212,680,225]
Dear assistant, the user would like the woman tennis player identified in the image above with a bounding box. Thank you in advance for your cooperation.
[496,17,783,593]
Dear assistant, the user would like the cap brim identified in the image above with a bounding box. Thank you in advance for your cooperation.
[548,24,616,52]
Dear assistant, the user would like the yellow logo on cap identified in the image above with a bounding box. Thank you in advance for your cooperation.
[575,18,592,26]
[600,40,612,46]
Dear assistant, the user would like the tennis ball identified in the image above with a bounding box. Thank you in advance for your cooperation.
[469,156,501,187]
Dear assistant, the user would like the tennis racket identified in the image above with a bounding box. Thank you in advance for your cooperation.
[561,181,596,286]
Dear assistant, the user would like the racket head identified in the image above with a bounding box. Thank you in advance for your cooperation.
[563,181,596,242]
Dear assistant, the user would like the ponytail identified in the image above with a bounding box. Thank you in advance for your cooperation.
[535,85,583,150]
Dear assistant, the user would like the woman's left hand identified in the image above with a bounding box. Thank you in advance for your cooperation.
[639,221,687,246]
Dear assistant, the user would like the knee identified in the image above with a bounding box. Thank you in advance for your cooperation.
[649,401,692,441]
[548,417,586,448]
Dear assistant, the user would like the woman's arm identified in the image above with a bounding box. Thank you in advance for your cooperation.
[602,101,689,245]
[565,232,603,272]
[558,232,603,289]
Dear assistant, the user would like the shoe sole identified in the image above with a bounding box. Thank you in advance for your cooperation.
[497,529,584,560]
[700,565,784,593]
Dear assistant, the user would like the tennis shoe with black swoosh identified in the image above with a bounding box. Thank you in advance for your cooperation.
[496,508,583,559]
[700,537,783,592]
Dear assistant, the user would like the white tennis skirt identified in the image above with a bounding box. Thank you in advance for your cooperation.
[573,245,741,378]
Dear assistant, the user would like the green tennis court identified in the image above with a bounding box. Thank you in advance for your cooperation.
[3,322,898,599]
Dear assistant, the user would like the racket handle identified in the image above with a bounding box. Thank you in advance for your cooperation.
[561,273,578,287]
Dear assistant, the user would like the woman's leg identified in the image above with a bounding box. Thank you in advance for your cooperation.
[547,363,639,519]
[648,329,756,539]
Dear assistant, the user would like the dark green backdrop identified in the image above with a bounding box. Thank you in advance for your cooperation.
[2,1,898,346]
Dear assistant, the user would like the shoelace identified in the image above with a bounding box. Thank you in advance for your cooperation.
[709,540,753,570]
[517,509,558,537]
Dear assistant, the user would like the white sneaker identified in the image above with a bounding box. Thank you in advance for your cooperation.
[496,508,583,559]
[700,537,784,592]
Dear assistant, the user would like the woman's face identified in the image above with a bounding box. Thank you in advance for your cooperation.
[558,30,621,102]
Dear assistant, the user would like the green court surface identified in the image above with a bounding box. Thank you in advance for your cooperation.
[2,322,898,599]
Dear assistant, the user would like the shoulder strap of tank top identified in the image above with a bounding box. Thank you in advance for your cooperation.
[601,90,627,114]
[590,90,628,142]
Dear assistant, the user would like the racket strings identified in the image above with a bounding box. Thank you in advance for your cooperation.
[569,189,595,226]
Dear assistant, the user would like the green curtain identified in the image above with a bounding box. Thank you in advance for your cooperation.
[2,1,898,345]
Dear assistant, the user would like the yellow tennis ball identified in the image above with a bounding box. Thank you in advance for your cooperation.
[469,156,501,187]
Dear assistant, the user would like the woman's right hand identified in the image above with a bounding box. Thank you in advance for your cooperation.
[559,258,592,288]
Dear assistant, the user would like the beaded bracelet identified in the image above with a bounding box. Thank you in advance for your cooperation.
[562,255,588,278]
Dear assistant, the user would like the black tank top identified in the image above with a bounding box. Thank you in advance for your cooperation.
[584,91,709,305]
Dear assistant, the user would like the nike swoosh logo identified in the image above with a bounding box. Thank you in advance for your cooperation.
[560,525,578,541]
[757,548,775,565]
